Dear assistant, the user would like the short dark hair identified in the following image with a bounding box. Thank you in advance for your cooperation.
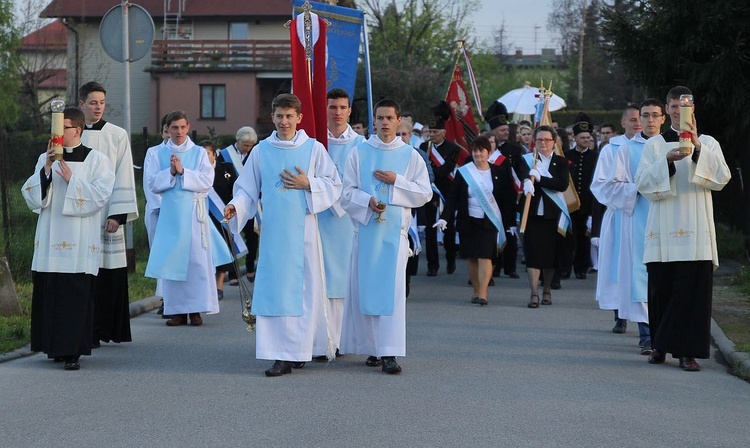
[64,107,86,130]
[198,140,217,154]
[373,98,401,117]
[79,82,106,102]
[166,110,189,126]
[533,125,557,141]
[623,103,640,117]
[600,122,616,132]
[272,93,302,114]
[640,98,665,115]
[327,88,350,102]
[160,113,169,129]
[471,135,492,153]
[666,86,692,103]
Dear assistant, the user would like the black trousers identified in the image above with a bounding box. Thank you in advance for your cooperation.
[562,211,591,275]
[499,231,517,274]
[424,197,455,272]
[647,261,713,358]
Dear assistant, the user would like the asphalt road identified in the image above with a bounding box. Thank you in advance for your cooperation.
[2,258,749,447]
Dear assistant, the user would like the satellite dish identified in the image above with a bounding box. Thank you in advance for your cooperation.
[100,3,155,63]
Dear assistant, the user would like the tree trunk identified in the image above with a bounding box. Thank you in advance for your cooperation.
[577,0,588,105]
[0,257,21,317]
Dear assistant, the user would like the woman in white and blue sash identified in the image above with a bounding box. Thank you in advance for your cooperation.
[435,135,517,306]
[521,126,571,309]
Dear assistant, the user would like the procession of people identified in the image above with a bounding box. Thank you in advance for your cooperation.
[23,77,729,376]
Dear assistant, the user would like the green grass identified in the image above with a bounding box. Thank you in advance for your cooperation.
[0,283,31,353]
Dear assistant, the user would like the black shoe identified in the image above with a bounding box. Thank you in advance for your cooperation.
[365,356,382,367]
[64,359,80,371]
[426,269,437,277]
[477,298,488,306]
[507,272,520,279]
[612,319,627,334]
[312,355,328,362]
[551,282,561,290]
[381,356,402,374]
[447,260,456,274]
[265,360,292,377]
[290,362,306,369]
[575,272,587,279]
[471,297,480,304]
[91,340,101,349]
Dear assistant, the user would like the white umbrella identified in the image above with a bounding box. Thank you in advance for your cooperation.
[497,84,566,114]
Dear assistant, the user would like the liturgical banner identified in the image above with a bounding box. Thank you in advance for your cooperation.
[292,0,364,101]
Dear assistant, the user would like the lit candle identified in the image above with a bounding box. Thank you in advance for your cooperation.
[679,94,694,155]
[50,100,65,161]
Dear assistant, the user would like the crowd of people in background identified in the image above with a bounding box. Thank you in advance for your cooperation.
[24,81,730,375]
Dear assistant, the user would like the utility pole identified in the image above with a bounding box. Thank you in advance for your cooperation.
[577,0,588,105]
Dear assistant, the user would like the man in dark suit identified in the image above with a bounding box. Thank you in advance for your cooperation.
[421,101,460,276]
[563,117,599,279]
[485,101,525,279]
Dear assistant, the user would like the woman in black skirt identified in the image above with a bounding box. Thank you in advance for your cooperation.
[521,126,570,308]
[435,135,516,306]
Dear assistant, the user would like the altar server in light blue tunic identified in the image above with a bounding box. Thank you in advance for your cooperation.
[608,99,667,354]
[145,111,232,327]
[312,89,364,360]
[339,98,432,374]
[590,105,641,334]
[224,94,342,377]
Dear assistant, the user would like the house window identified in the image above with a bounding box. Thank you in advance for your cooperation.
[200,85,226,119]
[229,22,250,40]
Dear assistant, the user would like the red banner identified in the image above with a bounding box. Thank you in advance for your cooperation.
[444,64,479,166]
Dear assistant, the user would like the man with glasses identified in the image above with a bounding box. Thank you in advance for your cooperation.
[607,99,666,355]
[22,107,115,370]
[636,86,731,372]
[597,123,616,149]
[590,105,642,330]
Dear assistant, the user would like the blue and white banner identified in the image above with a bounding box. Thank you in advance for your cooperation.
[293,0,364,101]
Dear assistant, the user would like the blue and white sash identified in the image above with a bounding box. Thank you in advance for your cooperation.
[629,140,649,303]
[458,164,506,249]
[523,153,571,235]
[357,142,412,315]
[207,188,248,259]
[251,138,314,316]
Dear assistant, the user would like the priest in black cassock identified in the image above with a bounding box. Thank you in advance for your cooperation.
[22,107,115,371]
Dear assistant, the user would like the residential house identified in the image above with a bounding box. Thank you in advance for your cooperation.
[40,0,294,137]
[18,19,67,132]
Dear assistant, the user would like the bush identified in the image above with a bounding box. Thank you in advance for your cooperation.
[716,222,746,261]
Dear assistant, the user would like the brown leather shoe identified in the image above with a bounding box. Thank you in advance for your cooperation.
[648,349,666,364]
[166,314,187,326]
[189,313,203,326]
[679,357,701,372]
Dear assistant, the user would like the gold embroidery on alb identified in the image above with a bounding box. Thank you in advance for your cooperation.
[75,186,86,212]
[52,241,76,251]
[669,228,694,239]
[646,231,660,240]
[89,245,100,253]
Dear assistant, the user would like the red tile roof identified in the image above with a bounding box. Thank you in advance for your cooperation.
[41,0,293,19]
[20,19,67,51]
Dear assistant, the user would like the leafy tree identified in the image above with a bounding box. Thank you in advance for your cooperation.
[356,0,479,121]
[0,0,20,129]
[602,0,750,233]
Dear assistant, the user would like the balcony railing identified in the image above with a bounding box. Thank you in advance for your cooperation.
[150,39,291,71]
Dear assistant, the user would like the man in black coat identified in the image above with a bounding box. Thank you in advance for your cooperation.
[563,118,599,280]
[421,102,460,276]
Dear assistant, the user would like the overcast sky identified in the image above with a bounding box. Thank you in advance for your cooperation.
[469,0,557,54]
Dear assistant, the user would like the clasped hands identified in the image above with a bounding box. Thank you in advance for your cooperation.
[170,154,184,176]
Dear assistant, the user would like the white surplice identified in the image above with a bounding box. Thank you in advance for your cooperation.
[590,134,630,310]
[81,121,139,269]
[229,130,342,361]
[339,135,432,357]
[635,132,731,267]
[22,148,115,275]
